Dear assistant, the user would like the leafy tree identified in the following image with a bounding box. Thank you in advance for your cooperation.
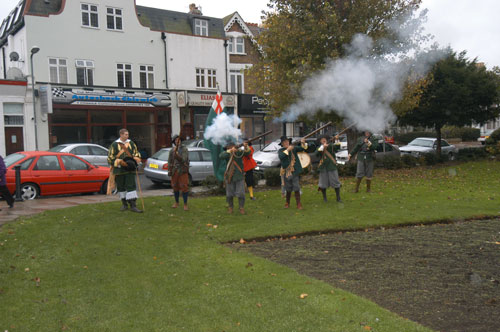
[399,51,500,155]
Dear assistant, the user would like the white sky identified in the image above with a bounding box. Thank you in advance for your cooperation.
[0,0,499,68]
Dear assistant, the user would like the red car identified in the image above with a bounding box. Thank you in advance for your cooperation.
[4,151,110,200]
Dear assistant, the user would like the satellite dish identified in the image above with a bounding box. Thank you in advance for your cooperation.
[9,51,20,61]
[6,67,25,80]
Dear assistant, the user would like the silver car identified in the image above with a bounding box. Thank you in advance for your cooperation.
[253,138,319,171]
[336,142,400,165]
[399,138,458,160]
[49,143,109,166]
[144,147,213,185]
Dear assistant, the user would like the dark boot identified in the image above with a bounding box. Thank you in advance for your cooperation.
[335,188,342,203]
[285,191,291,208]
[129,199,143,213]
[366,179,372,193]
[295,191,303,210]
[227,197,234,214]
[321,188,327,202]
[120,199,128,211]
[354,178,362,193]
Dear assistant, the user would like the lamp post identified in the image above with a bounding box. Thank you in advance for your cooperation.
[30,46,40,151]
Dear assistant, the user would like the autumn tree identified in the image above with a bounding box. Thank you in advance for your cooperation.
[399,51,500,155]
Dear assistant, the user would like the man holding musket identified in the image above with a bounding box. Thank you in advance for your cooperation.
[317,134,342,202]
[278,136,307,209]
[168,134,190,210]
[220,141,251,214]
[348,131,379,193]
[108,128,143,213]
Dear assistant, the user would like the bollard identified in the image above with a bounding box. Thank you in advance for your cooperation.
[14,165,23,202]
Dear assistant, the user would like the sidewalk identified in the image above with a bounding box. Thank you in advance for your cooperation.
[0,186,207,226]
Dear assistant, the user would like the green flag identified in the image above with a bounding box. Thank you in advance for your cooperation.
[203,90,227,182]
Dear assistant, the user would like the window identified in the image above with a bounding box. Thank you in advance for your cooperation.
[76,60,94,86]
[117,63,132,88]
[194,19,208,36]
[207,69,216,88]
[196,68,205,88]
[188,151,201,161]
[70,146,90,155]
[49,58,68,84]
[201,151,212,161]
[228,37,245,54]
[106,7,123,30]
[4,116,23,125]
[229,70,243,93]
[20,157,35,170]
[34,156,61,171]
[139,65,154,89]
[90,146,108,156]
[81,3,98,28]
[195,68,216,89]
[61,155,88,171]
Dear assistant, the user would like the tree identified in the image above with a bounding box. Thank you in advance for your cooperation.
[399,51,500,156]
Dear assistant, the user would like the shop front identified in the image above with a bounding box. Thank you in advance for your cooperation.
[238,94,281,145]
[50,87,172,158]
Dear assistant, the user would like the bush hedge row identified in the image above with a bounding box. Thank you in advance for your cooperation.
[394,127,481,145]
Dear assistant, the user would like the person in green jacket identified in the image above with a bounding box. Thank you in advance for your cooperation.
[278,136,307,209]
[220,141,251,214]
[348,131,379,193]
[316,134,342,202]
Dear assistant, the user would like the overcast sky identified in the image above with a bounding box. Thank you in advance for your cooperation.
[1,0,499,68]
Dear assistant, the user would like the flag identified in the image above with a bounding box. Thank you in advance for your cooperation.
[204,90,227,182]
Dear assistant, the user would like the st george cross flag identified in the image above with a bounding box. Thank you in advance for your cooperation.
[203,90,227,182]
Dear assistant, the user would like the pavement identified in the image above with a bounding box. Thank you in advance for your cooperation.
[0,174,207,226]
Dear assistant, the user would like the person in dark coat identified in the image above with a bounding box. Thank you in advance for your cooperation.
[0,155,14,210]
[168,134,190,210]
[349,131,379,193]
[220,141,251,214]
[278,136,307,209]
[316,134,342,202]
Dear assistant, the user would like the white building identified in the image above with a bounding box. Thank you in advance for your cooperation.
[0,0,233,156]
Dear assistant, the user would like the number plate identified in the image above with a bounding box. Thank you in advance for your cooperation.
[149,163,158,169]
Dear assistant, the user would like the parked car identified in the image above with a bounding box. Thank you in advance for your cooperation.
[399,138,458,159]
[336,142,400,165]
[144,147,213,185]
[477,129,495,145]
[183,139,204,148]
[4,151,109,200]
[49,143,109,166]
[253,137,319,171]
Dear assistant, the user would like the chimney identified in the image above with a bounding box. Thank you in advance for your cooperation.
[188,3,202,15]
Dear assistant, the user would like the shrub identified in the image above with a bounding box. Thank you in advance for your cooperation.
[337,162,357,177]
[420,152,438,165]
[394,131,435,145]
[401,154,418,168]
[379,155,404,170]
[201,175,225,195]
[263,168,282,187]
[457,147,488,161]
[442,126,480,141]
[485,128,500,155]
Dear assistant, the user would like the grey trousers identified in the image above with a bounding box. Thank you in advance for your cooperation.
[356,159,374,179]
[283,174,300,192]
[318,170,341,189]
[226,180,245,208]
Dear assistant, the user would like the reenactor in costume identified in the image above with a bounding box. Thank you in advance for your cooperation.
[107,128,143,213]
[242,140,257,200]
[278,136,307,209]
[348,131,379,193]
[220,141,251,214]
[317,134,342,202]
[168,134,190,210]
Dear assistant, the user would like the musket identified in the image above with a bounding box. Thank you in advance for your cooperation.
[291,122,333,144]
[235,130,273,148]
[329,123,356,141]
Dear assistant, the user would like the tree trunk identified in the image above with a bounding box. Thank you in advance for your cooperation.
[346,128,358,161]
[435,125,442,157]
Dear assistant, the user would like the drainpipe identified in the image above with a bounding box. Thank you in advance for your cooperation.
[1,47,6,78]
[161,32,169,89]
[224,39,228,93]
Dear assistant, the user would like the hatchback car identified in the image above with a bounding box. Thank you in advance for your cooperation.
[4,151,110,200]
[144,147,213,185]
[49,143,109,166]
[399,138,458,159]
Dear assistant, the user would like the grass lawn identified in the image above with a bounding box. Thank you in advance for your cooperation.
[1,160,499,331]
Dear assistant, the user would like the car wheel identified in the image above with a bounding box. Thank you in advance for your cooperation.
[20,183,39,200]
[100,179,108,194]
[448,152,455,161]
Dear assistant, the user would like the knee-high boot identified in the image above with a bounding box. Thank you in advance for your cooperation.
[295,191,303,210]
[321,188,327,202]
[366,179,372,193]
[335,188,342,202]
[354,178,362,193]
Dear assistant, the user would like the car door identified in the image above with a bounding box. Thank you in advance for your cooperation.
[89,145,109,166]
[61,155,101,193]
[200,150,214,179]
[31,155,68,195]
[188,150,202,181]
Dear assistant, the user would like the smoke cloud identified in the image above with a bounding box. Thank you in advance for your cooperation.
[281,14,445,133]
[204,113,242,146]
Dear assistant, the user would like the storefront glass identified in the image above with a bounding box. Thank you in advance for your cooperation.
[127,111,153,124]
[51,109,87,123]
[128,125,154,158]
[91,125,120,148]
[91,110,122,124]
[51,126,87,145]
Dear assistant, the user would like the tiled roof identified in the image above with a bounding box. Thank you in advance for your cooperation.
[136,5,225,39]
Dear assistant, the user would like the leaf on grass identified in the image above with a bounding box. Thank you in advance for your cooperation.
[24,267,30,272]
[270,273,277,277]
[153,256,157,260]
[239,238,246,244]
[83,266,88,269]
[299,293,308,299]
[245,262,253,268]
[34,277,41,286]
[363,326,372,331]
[206,223,213,227]
[256,303,262,308]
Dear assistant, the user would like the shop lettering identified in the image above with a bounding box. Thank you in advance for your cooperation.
[251,96,269,106]
[71,95,159,103]
[200,95,216,101]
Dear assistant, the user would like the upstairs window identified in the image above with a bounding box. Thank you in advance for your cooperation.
[194,19,208,36]
[76,60,94,86]
[228,37,245,54]
[139,65,154,89]
[117,63,132,88]
[49,58,68,84]
[81,3,98,28]
[106,7,123,31]
[229,70,243,93]
[196,68,216,89]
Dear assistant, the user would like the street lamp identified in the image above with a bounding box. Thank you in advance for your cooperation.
[30,46,40,150]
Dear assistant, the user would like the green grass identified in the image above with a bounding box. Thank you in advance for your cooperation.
[1,160,499,331]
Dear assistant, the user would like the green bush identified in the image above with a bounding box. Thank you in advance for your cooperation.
[394,131,435,145]
[457,147,488,161]
[420,152,438,165]
[337,162,357,177]
[201,175,225,195]
[485,128,500,155]
[401,154,418,168]
[442,126,480,141]
[263,168,282,187]
[379,155,404,170]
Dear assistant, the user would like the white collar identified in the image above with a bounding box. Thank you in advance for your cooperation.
[116,138,130,144]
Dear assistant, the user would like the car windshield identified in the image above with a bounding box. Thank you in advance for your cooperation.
[262,141,280,152]
[48,145,68,152]
[183,140,200,147]
[4,153,26,167]
[151,149,170,161]
[408,138,434,147]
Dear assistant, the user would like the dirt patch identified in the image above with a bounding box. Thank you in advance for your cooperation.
[234,219,500,332]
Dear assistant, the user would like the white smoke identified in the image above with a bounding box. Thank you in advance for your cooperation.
[204,113,242,146]
[281,13,446,133]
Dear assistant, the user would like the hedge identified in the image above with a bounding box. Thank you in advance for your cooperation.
[394,131,435,145]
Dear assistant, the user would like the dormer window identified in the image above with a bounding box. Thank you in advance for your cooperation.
[194,19,208,36]
[228,37,245,54]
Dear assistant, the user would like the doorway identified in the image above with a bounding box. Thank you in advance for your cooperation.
[5,127,24,155]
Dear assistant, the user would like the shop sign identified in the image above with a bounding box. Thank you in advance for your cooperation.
[39,84,53,114]
[238,94,269,115]
[177,91,187,107]
[51,87,171,107]
[187,93,236,107]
